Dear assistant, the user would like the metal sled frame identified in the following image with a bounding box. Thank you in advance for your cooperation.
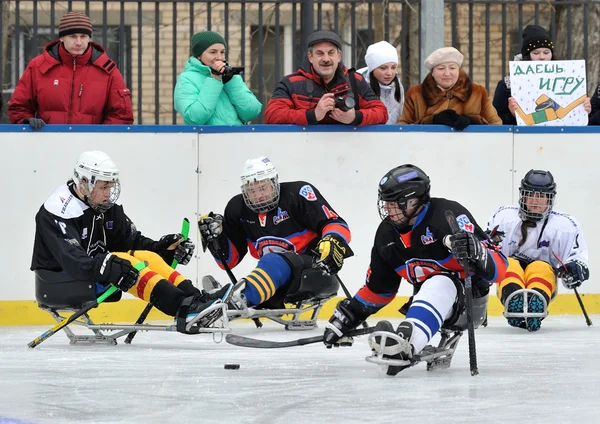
[503,289,549,320]
[226,296,333,331]
[38,302,231,346]
[365,329,463,371]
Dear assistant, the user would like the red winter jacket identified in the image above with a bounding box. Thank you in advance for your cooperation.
[264,56,388,126]
[8,40,133,125]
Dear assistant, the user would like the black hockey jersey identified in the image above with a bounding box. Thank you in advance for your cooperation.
[211,181,351,268]
[354,197,508,314]
[31,181,157,281]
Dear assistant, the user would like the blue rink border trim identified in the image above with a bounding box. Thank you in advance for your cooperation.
[1,124,598,134]
[0,124,518,133]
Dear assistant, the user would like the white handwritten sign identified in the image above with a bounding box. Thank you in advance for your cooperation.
[509,60,587,126]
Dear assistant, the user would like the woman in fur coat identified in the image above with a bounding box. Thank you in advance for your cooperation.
[399,47,501,130]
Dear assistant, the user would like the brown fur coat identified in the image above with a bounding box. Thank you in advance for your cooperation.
[398,70,502,125]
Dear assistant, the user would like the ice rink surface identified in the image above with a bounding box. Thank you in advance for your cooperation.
[1,316,599,424]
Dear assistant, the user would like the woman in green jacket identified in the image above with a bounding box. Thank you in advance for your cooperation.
[174,31,262,125]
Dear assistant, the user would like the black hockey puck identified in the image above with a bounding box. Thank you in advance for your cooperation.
[224,363,240,370]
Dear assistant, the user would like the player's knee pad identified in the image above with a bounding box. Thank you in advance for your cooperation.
[285,267,340,303]
[448,295,488,331]
[441,275,488,331]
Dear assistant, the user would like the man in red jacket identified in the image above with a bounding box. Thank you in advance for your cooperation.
[264,31,388,126]
[8,12,133,129]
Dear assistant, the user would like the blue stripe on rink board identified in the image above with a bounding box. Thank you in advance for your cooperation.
[2,124,600,134]
[0,124,519,133]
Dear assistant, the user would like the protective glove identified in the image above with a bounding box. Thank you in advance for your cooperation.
[323,299,363,348]
[93,252,139,291]
[155,233,193,265]
[25,117,46,130]
[198,212,224,252]
[314,234,353,275]
[558,260,589,289]
[444,232,488,269]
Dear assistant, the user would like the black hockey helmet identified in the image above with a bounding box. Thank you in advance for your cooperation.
[378,164,431,225]
[519,169,556,221]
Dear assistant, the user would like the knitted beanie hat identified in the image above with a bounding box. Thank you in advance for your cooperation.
[191,31,227,57]
[424,47,464,71]
[365,41,398,74]
[58,12,93,38]
[521,25,554,57]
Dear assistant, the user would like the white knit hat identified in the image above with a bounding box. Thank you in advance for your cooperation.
[424,47,464,71]
[365,41,399,74]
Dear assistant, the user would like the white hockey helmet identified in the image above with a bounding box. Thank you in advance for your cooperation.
[73,151,121,213]
[240,156,280,213]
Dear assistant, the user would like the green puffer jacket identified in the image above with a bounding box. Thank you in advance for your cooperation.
[174,57,262,125]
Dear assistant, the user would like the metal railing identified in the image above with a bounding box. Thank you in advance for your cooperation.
[1,0,599,124]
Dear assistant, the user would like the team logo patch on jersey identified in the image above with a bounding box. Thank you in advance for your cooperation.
[53,79,60,86]
[299,185,317,201]
[255,236,296,256]
[81,228,88,240]
[420,227,437,245]
[273,208,290,225]
[106,221,113,230]
[456,214,474,233]
[404,259,451,284]
[538,240,550,248]
[258,213,267,227]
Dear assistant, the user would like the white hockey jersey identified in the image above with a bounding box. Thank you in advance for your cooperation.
[487,205,588,268]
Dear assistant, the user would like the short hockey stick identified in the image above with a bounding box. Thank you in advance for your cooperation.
[125,218,191,344]
[445,210,479,376]
[225,326,374,349]
[28,260,148,348]
[551,250,592,327]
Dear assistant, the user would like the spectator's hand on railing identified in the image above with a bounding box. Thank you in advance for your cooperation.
[330,108,356,124]
[24,118,46,131]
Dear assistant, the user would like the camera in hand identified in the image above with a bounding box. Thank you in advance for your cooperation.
[334,95,355,112]
[211,63,245,76]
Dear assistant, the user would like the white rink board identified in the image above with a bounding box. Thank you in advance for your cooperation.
[2,132,198,300]
[3,129,599,301]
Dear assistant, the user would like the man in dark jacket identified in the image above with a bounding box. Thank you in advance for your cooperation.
[264,30,388,126]
[8,12,133,129]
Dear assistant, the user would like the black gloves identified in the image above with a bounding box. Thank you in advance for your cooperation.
[314,234,353,275]
[25,117,46,130]
[93,252,140,291]
[558,260,589,289]
[222,68,235,84]
[198,212,224,252]
[432,109,471,131]
[323,299,363,348]
[155,233,195,265]
[444,232,488,270]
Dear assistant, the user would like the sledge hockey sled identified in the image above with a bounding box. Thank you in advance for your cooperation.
[366,328,463,372]
[34,270,230,346]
